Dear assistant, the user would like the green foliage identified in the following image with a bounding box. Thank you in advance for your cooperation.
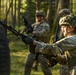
[23,0,36,24]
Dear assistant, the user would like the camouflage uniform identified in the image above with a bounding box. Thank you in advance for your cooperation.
[53,8,72,75]
[24,10,52,75]
[35,14,76,75]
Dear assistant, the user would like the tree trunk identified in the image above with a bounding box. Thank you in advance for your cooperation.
[62,0,70,8]
[0,0,1,19]
[36,0,40,10]
[13,0,16,28]
[46,0,55,30]
[18,0,21,27]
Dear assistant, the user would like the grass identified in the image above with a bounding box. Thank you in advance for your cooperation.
[8,33,60,75]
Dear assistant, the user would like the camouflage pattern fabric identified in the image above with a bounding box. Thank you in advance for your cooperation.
[60,65,70,75]
[32,21,50,43]
[35,34,76,75]
[24,21,52,75]
[59,13,76,27]
[35,10,46,17]
[58,8,71,18]
[54,9,72,75]
[29,21,50,53]
[58,10,72,75]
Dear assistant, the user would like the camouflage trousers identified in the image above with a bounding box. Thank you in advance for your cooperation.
[60,65,70,75]
[24,53,52,75]
[60,65,76,75]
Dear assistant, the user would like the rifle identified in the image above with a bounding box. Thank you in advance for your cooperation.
[50,22,61,67]
[0,20,27,38]
[21,15,39,54]
[21,15,39,59]
[0,18,36,54]
[21,15,33,34]
[53,25,59,43]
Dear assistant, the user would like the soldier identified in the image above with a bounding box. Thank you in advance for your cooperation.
[53,8,72,75]
[23,10,52,75]
[53,8,72,42]
[22,13,76,75]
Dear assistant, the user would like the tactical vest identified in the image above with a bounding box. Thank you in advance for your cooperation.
[65,49,76,70]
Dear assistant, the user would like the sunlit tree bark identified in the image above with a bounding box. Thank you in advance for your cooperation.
[0,0,1,19]
[18,0,21,27]
[36,0,40,11]
[13,0,16,28]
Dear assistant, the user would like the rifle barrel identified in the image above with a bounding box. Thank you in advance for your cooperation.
[0,20,27,37]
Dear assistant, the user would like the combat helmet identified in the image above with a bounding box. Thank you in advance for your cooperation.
[59,13,76,27]
[59,8,71,17]
[35,10,46,17]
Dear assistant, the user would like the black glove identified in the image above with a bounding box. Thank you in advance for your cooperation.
[21,35,34,45]
[22,16,33,33]
[22,16,28,25]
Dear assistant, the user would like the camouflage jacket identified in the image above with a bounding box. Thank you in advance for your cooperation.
[35,34,76,68]
[32,21,50,43]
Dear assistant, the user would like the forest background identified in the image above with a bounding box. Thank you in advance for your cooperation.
[0,0,76,75]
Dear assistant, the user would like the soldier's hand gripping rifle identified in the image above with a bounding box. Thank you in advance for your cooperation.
[21,16,57,62]
[21,16,38,55]
[21,15,33,34]
[21,15,42,60]
[0,20,58,67]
